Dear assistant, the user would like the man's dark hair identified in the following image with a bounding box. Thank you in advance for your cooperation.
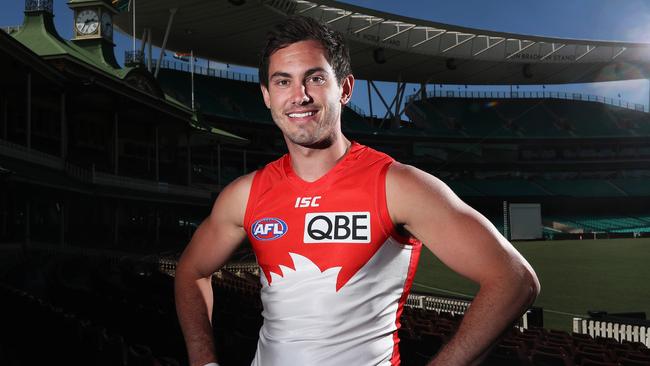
[259,16,352,87]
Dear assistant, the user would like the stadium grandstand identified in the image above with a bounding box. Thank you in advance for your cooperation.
[1,0,649,365]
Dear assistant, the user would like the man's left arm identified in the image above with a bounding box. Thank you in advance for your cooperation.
[386,162,540,366]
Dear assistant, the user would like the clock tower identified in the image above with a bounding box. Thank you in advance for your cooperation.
[68,0,119,68]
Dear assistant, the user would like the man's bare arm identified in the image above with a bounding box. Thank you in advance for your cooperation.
[386,163,540,366]
[174,173,254,366]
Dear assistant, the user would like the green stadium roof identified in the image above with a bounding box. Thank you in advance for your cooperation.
[10,8,247,143]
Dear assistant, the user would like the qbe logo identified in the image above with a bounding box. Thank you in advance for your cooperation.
[251,218,288,241]
[304,212,371,243]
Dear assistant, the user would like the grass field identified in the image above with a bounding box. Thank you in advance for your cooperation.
[411,238,650,332]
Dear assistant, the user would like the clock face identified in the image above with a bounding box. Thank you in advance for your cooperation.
[101,12,113,38]
[75,9,99,35]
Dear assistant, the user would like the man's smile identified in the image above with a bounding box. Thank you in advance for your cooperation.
[286,109,319,120]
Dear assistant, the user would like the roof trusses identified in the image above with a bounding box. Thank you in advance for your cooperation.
[287,0,649,64]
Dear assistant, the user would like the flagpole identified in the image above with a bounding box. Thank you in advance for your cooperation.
[191,50,195,111]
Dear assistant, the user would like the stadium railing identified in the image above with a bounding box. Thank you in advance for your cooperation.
[0,137,212,199]
[0,137,64,170]
[407,89,647,113]
[573,316,650,348]
[93,170,211,199]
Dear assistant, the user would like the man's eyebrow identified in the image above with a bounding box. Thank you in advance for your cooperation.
[305,67,328,77]
[270,68,329,80]
[270,71,291,79]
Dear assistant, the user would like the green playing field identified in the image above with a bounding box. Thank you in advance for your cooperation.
[411,238,650,332]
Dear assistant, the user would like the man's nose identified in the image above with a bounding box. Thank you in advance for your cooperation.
[290,83,311,105]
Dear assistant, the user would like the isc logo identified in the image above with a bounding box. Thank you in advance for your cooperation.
[295,196,321,208]
[303,212,370,243]
[251,218,288,241]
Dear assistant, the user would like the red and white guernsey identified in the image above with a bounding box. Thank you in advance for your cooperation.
[244,142,422,366]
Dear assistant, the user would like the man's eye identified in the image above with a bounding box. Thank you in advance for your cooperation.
[275,80,290,87]
[308,76,325,84]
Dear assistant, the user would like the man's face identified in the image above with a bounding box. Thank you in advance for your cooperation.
[261,40,353,148]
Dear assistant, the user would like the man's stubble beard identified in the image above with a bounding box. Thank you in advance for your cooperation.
[274,105,341,150]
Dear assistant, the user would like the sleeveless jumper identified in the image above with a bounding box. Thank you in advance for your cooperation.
[244,142,421,366]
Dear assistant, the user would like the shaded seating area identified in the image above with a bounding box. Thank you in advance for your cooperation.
[0,251,186,366]
[2,249,648,366]
[547,214,650,234]
[442,177,647,199]
[157,69,378,135]
[482,327,650,366]
[406,97,650,139]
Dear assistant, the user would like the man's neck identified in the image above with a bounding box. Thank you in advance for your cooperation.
[286,135,351,182]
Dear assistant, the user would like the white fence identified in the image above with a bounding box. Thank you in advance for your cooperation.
[573,316,650,347]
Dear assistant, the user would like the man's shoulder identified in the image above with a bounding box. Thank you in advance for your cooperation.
[350,141,395,165]
[256,153,288,177]
[219,171,257,204]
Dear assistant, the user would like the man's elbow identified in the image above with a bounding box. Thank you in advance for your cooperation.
[521,265,541,307]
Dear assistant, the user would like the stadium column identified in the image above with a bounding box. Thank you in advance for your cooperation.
[186,130,192,185]
[155,207,160,248]
[114,111,119,175]
[24,198,30,252]
[217,143,221,188]
[113,202,119,248]
[1,93,7,139]
[146,29,152,73]
[0,190,6,240]
[60,92,67,159]
[367,81,373,119]
[243,150,247,174]
[154,125,159,181]
[59,202,65,247]
[26,71,31,150]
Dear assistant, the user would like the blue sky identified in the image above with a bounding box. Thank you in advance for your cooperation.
[3,0,650,115]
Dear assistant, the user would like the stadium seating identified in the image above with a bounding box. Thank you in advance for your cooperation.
[535,180,626,197]
[547,214,650,234]
[158,69,272,124]
[156,68,377,135]
[458,178,551,197]
[0,252,185,366]
[3,248,649,366]
[406,97,650,139]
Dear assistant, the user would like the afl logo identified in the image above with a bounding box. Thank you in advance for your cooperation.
[252,218,288,241]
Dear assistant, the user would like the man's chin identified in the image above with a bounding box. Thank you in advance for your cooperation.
[287,135,334,150]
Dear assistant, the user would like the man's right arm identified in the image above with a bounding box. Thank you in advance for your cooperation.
[174,173,254,366]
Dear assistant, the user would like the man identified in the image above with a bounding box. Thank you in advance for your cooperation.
[175,16,539,366]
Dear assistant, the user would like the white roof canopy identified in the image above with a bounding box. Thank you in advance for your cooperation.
[114,0,650,84]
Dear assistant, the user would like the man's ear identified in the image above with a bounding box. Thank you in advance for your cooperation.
[340,74,355,105]
[261,84,271,109]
